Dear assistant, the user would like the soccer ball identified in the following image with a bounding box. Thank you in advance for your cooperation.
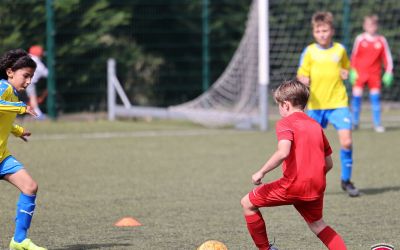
[197,240,228,250]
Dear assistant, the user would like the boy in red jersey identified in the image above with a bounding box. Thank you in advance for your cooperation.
[241,80,347,250]
[350,14,393,132]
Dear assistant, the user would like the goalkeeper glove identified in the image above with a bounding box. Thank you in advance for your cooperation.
[349,69,358,85]
[382,72,393,88]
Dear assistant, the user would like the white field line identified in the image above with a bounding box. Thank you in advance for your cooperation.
[26,129,254,141]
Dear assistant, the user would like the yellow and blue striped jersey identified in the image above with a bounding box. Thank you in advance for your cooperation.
[0,79,27,162]
[297,42,350,110]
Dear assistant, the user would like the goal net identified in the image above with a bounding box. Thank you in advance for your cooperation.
[108,0,265,129]
[168,0,260,128]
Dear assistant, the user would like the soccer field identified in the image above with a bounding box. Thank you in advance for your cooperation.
[1,117,399,249]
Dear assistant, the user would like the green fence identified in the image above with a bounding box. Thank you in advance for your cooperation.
[0,0,399,116]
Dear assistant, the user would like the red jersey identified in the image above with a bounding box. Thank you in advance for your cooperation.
[276,112,332,200]
[351,33,393,76]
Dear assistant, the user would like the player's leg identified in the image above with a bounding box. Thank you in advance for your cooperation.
[328,108,360,197]
[337,129,352,180]
[309,219,347,250]
[351,86,363,130]
[369,88,384,132]
[367,75,384,132]
[295,198,347,249]
[5,169,38,242]
[241,194,270,250]
[337,129,359,197]
[351,75,368,129]
[2,160,47,250]
[241,181,288,250]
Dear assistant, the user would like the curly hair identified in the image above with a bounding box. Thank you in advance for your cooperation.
[0,49,36,80]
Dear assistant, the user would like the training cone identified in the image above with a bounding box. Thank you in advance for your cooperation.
[114,217,142,227]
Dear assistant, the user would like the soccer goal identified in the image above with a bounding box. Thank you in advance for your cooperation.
[107,0,270,130]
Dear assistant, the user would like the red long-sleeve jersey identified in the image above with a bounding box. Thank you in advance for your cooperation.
[351,33,393,76]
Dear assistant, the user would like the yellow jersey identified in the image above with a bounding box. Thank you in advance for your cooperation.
[297,42,350,110]
[0,80,27,162]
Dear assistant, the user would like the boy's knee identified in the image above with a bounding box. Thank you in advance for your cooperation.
[352,87,363,96]
[240,195,253,209]
[339,133,352,149]
[370,88,380,95]
[240,196,248,208]
[22,181,38,195]
[308,219,327,235]
[241,195,260,216]
[340,139,352,149]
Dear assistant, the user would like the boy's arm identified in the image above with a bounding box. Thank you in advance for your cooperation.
[340,69,349,80]
[0,99,27,114]
[381,36,393,73]
[340,46,351,80]
[350,35,362,68]
[252,139,291,185]
[0,85,27,114]
[0,84,36,116]
[322,131,333,173]
[381,37,394,87]
[0,100,37,117]
[297,47,311,86]
[325,155,333,173]
[11,124,31,142]
[297,75,310,86]
[349,36,362,84]
[11,124,24,137]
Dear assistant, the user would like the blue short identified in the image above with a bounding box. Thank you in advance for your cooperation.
[0,155,24,179]
[307,107,352,130]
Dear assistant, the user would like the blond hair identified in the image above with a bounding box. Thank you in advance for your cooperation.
[274,80,309,110]
[364,14,378,24]
[312,11,334,29]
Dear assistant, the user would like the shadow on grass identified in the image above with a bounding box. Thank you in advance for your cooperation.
[326,186,400,196]
[54,243,132,250]
[359,186,400,195]
[383,126,400,132]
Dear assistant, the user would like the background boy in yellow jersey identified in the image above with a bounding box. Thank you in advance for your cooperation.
[0,49,47,250]
[297,11,360,197]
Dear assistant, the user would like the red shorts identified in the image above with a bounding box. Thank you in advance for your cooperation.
[354,73,381,89]
[248,180,323,223]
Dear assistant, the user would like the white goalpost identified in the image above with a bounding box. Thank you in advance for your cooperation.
[107,0,269,130]
[258,0,268,131]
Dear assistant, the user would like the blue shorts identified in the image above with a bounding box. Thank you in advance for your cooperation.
[0,156,24,179]
[307,107,352,130]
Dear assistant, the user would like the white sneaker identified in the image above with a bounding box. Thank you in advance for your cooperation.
[374,126,385,133]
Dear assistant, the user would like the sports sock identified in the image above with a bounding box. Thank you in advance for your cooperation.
[317,226,347,250]
[14,193,36,243]
[351,95,362,126]
[245,211,270,250]
[370,93,381,127]
[340,148,352,182]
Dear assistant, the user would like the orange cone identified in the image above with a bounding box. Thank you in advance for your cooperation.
[114,217,142,227]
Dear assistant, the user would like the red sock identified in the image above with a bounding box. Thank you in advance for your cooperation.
[317,226,347,250]
[245,211,270,250]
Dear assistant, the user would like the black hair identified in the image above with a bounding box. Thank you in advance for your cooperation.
[0,49,37,80]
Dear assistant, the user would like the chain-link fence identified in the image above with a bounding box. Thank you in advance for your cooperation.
[0,0,399,116]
